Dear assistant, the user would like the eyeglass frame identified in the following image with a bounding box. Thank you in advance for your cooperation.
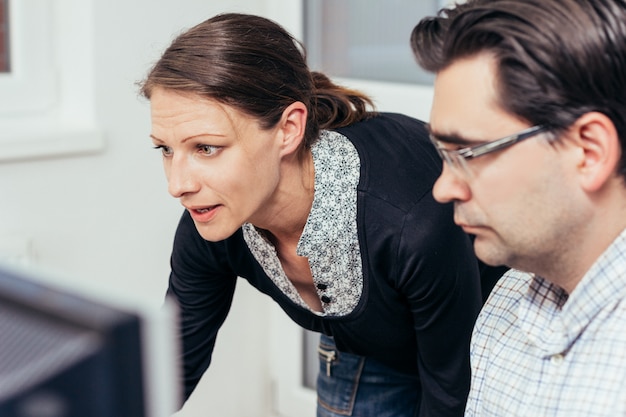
[429,124,550,174]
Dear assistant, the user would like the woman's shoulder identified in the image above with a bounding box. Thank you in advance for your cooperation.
[333,113,442,210]
[336,112,429,143]
[336,113,437,169]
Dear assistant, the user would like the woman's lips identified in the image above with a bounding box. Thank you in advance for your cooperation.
[187,205,221,223]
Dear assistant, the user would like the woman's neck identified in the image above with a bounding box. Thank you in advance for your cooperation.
[251,150,315,246]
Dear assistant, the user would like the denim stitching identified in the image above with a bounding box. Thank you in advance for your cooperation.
[317,354,365,416]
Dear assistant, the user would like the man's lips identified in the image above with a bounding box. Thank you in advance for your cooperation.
[459,224,477,232]
[455,218,480,232]
[457,222,489,237]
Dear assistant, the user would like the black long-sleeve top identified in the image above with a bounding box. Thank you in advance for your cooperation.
[167,113,487,417]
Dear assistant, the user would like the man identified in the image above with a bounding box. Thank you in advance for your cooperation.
[410,0,626,416]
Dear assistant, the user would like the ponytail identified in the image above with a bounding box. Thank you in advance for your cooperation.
[310,72,376,132]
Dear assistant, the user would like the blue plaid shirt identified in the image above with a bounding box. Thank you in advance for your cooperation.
[466,228,626,416]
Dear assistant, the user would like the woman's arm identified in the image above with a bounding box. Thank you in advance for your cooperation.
[396,196,483,417]
[167,210,238,400]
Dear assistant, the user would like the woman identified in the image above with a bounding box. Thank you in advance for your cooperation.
[140,13,487,417]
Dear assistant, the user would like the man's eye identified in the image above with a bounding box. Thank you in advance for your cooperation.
[153,145,173,156]
[198,144,219,155]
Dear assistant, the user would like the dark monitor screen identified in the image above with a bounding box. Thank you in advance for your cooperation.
[0,264,180,417]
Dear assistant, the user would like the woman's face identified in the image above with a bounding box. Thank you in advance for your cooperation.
[149,88,284,241]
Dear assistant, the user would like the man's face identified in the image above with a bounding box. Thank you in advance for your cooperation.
[428,54,585,273]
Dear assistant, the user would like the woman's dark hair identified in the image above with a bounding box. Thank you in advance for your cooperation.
[411,0,626,178]
[140,13,374,150]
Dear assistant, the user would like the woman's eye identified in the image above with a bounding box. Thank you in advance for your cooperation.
[197,144,219,155]
[153,145,173,156]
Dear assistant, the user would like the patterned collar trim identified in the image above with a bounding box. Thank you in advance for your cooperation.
[242,130,363,316]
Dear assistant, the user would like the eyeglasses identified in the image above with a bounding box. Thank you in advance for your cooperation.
[429,124,549,177]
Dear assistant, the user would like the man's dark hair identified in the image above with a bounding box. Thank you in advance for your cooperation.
[411,0,626,178]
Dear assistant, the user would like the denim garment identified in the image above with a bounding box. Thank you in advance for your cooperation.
[317,334,421,417]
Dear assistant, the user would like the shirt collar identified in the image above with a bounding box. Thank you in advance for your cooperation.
[242,130,363,316]
[519,227,626,355]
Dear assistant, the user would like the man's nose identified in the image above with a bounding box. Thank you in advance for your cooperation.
[432,163,472,204]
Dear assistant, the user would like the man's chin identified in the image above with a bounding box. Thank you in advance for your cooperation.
[473,240,507,267]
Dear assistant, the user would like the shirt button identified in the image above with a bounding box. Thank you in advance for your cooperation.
[317,283,328,290]
[321,295,332,303]
[550,354,564,365]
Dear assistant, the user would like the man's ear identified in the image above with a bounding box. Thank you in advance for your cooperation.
[573,112,621,192]
[277,101,308,157]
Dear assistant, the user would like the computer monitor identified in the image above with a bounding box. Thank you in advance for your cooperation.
[0,263,181,417]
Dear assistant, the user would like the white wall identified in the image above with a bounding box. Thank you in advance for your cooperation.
[0,1,281,416]
[0,2,437,416]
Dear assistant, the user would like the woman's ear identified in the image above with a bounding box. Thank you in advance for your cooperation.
[573,112,621,192]
[277,101,308,157]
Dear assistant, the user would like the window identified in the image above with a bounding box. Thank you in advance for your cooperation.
[304,0,440,85]
[0,0,103,162]
[0,0,8,73]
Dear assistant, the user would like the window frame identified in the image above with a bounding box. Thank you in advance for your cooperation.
[0,0,10,73]
[0,0,103,162]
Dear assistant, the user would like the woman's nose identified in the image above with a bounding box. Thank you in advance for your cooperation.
[167,157,200,198]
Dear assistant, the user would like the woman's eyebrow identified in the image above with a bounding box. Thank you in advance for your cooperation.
[149,133,227,143]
